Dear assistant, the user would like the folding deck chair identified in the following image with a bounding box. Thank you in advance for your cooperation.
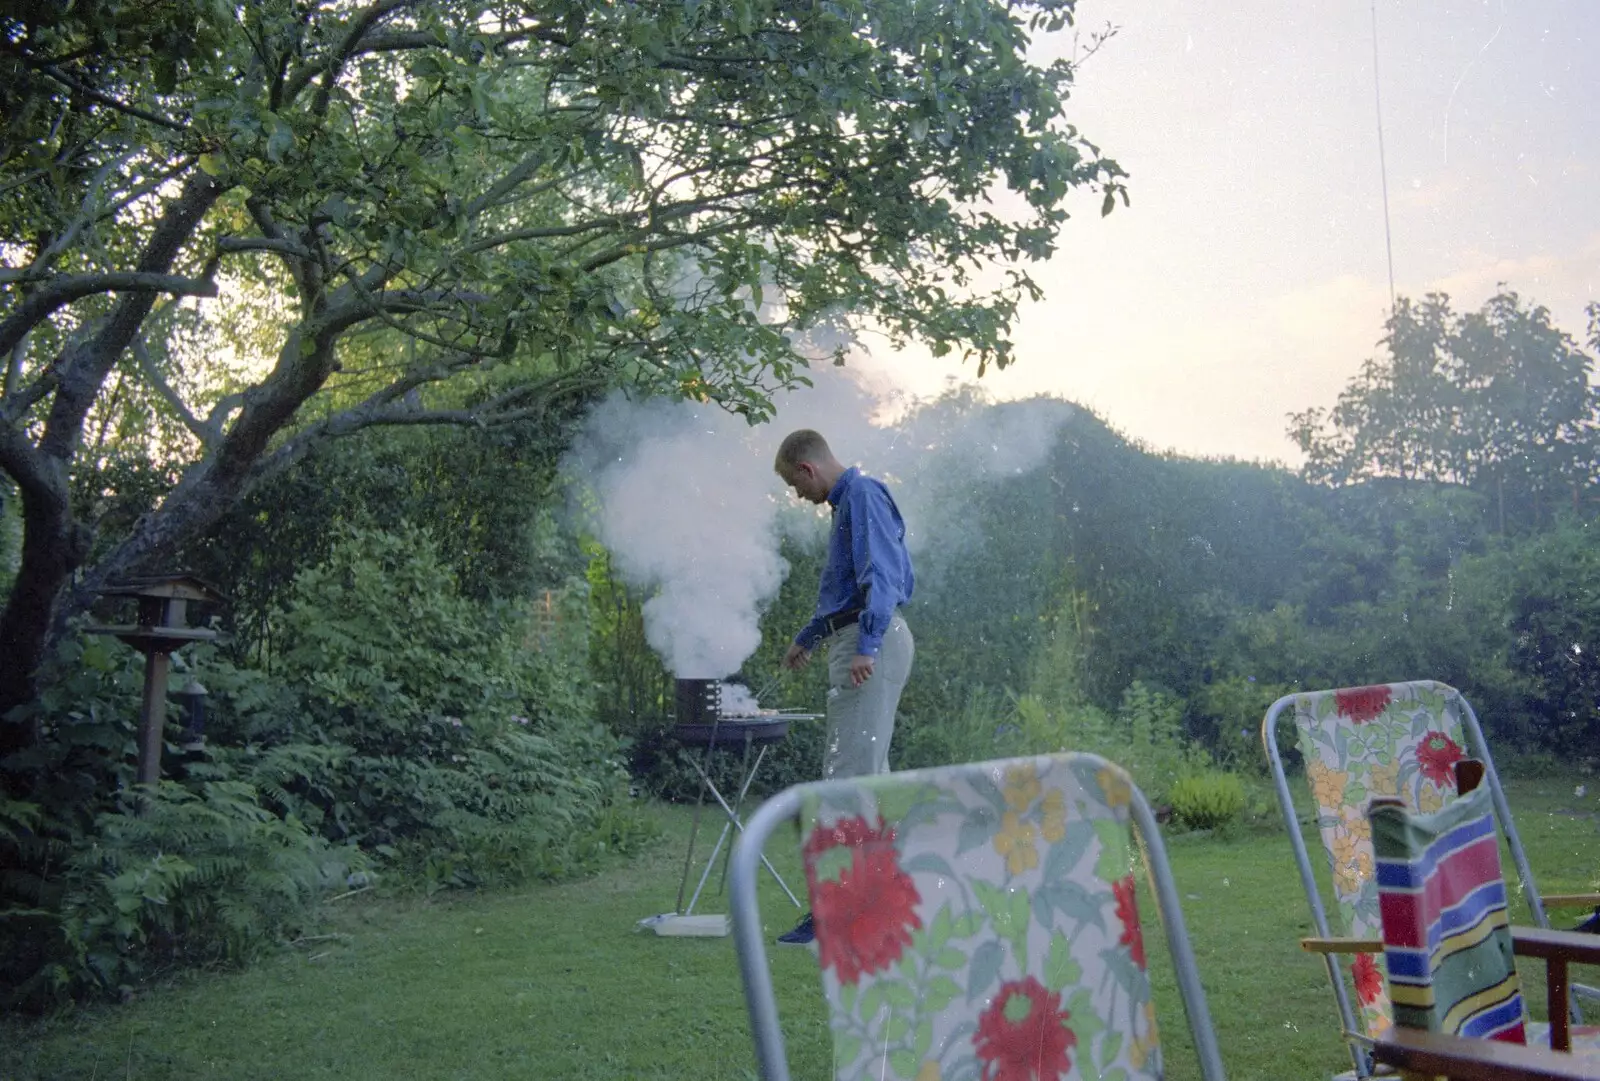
[729,751,1227,1081]
[1262,680,1600,1078]
[1365,759,1600,1080]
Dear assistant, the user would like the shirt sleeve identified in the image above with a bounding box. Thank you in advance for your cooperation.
[794,616,827,652]
[848,480,908,655]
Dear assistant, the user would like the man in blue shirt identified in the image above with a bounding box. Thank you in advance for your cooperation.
[773,429,915,945]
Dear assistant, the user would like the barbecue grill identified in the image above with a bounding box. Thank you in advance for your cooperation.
[641,677,818,937]
[673,676,792,746]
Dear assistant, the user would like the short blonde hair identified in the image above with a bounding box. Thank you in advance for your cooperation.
[774,429,832,469]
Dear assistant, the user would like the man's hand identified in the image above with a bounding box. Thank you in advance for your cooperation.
[782,643,812,671]
[848,653,875,687]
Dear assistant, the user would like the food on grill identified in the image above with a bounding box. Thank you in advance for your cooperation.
[720,706,779,719]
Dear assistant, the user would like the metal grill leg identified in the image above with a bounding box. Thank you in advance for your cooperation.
[688,749,802,909]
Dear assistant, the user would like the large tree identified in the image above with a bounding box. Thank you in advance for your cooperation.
[1288,292,1600,529]
[0,0,1126,726]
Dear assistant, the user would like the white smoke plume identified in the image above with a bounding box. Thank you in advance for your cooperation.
[563,395,787,678]
[883,395,1078,568]
[563,368,1077,681]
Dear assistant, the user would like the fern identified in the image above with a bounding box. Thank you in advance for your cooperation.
[47,781,366,1000]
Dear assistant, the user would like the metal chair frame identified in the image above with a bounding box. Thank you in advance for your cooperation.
[1263,682,1594,1078]
[728,751,1228,1081]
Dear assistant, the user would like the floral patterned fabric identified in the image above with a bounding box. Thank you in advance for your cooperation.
[798,755,1160,1081]
[1289,680,1470,1040]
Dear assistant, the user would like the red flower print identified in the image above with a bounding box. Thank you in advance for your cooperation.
[973,976,1076,1081]
[1353,952,1384,1006]
[1334,685,1393,724]
[1112,874,1146,970]
[804,815,921,985]
[803,814,892,860]
[1416,731,1466,789]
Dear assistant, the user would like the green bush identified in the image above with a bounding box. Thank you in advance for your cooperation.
[893,686,1017,773]
[249,523,637,871]
[1168,771,1247,831]
[1193,675,1294,775]
[1,525,649,1006]
[999,682,1211,804]
[2,781,362,1008]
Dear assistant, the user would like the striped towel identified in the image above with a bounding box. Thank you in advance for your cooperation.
[1368,783,1526,1043]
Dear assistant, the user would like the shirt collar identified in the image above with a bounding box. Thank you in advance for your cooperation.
[827,466,859,508]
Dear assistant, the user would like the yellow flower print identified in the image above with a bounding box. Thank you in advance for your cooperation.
[1367,760,1399,797]
[1095,765,1131,809]
[1330,822,1373,896]
[1306,759,1350,812]
[1041,789,1067,843]
[1130,999,1161,1070]
[1417,782,1444,814]
[915,1062,941,1081]
[1336,806,1371,842]
[1003,765,1041,811]
[994,811,1039,875]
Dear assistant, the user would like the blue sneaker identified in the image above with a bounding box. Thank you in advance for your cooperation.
[776,912,814,945]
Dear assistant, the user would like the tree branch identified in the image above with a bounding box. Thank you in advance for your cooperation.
[309,0,419,117]
[312,274,499,357]
[37,174,223,462]
[280,20,565,111]
[32,63,188,132]
[0,153,138,282]
[0,416,65,507]
[217,236,316,262]
[132,337,215,448]
[579,215,774,273]
[0,273,219,359]
[242,196,323,304]
[458,182,784,260]
[250,366,601,482]
[3,338,23,400]
[459,215,634,256]
[83,155,198,232]
[462,150,553,222]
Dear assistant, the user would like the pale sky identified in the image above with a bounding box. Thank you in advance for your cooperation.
[854,0,1600,464]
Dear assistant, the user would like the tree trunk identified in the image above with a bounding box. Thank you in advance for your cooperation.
[0,479,90,742]
[0,175,222,732]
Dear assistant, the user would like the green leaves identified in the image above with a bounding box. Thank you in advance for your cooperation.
[1092,819,1130,882]
[875,782,945,828]
[967,939,1004,1001]
[1065,987,1105,1063]
[974,880,1030,962]
[262,114,295,164]
[923,975,963,1013]
[1043,931,1081,990]
[957,804,1000,855]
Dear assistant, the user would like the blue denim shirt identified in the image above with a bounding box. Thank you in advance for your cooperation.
[794,467,915,656]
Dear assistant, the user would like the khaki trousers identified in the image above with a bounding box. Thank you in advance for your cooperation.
[821,613,914,780]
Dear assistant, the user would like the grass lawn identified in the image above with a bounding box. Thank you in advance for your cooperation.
[3,770,1597,1081]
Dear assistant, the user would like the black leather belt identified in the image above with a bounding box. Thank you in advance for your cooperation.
[821,608,861,635]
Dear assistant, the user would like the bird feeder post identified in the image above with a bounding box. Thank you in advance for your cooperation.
[137,650,172,785]
[85,575,224,791]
